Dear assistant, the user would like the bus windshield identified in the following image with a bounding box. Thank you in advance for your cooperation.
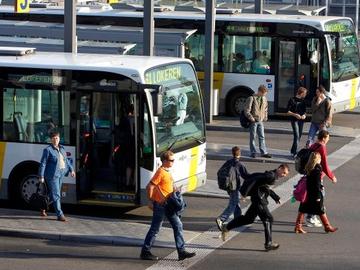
[325,19,360,82]
[145,63,205,154]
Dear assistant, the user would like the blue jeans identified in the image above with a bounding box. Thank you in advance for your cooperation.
[290,120,304,155]
[219,190,242,222]
[46,172,64,217]
[142,201,185,254]
[307,123,327,146]
[249,121,267,155]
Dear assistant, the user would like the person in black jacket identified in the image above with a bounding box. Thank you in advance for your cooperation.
[287,87,307,157]
[220,164,289,251]
[215,146,250,231]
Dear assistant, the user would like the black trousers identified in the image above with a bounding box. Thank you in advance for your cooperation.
[226,201,274,245]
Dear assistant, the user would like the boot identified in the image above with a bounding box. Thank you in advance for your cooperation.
[264,221,279,251]
[178,250,196,261]
[294,212,307,234]
[319,214,338,233]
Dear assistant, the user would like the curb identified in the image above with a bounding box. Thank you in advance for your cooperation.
[206,154,295,164]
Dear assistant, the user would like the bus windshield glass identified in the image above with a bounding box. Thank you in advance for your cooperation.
[145,63,205,154]
[325,19,360,82]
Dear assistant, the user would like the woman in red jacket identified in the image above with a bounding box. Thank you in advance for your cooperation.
[306,130,337,227]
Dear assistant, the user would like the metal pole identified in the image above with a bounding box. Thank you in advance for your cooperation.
[143,0,154,56]
[325,0,328,15]
[64,0,76,53]
[255,0,263,14]
[356,0,359,34]
[204,0,215,123]
[342,0,346,17]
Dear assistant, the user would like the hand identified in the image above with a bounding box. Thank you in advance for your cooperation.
[301,114,306,120]
[316,198,321,202]
[70,171,76,178]
[39,177,44,183]
[332,176,337,183]
[295,114,302,120]
[276,200,281,204]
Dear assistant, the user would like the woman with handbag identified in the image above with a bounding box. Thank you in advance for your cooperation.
[140,150,195,261]
[294,152,338,234]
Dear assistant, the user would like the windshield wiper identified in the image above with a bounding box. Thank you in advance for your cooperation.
[167,134,205,151]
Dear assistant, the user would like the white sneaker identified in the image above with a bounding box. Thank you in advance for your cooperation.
[306,216,322,227]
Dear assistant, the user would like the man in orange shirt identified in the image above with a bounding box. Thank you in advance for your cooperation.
[140,150,196,261]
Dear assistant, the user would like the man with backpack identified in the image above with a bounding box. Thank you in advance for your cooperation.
[215,146,250,231]
[219,164,289,251]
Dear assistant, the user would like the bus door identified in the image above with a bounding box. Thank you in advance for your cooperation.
[77,91,138,206]
[275,39,298,112]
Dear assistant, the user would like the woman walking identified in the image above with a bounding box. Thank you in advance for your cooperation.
[294,152,338,234]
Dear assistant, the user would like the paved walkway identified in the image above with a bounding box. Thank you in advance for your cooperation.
[0,116,359,247]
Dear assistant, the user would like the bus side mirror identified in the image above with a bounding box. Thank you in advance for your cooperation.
[151,88,163,116]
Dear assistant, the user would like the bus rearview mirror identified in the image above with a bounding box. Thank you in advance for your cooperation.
[151,90,163,116]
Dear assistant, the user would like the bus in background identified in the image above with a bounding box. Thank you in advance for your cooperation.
[0,6,359,115]
[0,47,206,208]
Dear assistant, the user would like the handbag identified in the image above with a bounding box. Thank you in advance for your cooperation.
[29,182,49,211]
[293,176,307,203]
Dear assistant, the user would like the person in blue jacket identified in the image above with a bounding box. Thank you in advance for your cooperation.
[38,130,75,221]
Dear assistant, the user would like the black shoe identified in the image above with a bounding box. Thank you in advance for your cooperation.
[264,242,280,251]
[140,250,159,261]
[178,250,196,261]
[261,153,272,158]
[251,153,256,158]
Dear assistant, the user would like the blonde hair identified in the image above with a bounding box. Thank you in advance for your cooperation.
[304,152,321,175]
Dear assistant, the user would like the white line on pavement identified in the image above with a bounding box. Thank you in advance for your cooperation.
[146,137,360,270]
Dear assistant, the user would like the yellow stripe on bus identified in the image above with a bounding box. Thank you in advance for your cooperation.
[187,146,199,192]
[0,142,6,189]
[350,78,357,109]
[196,72,225,94]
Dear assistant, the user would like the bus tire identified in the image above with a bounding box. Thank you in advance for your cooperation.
[227,91,251,116]
[9,164,41,208]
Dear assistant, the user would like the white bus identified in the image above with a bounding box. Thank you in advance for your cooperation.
[0,47,206,208]
[1,6,358,115]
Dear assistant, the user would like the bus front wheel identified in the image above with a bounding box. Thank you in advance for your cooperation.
[227,92,249,116]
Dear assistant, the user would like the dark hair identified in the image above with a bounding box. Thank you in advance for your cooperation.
[49,129,60,138]
[232,146,241,158]
[317,85,326,94]
[318,130,329,140]
[278,163,289,171]
[161,150,174,162]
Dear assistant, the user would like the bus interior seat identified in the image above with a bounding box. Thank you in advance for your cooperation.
[13,112,28,141]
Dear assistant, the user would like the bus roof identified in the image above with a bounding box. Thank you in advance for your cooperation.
[0,5,352,29]
[0,49,191,82]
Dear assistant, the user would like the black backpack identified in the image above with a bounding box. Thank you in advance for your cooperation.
[239,110,251,128]
[295,144,321,174]
[217,161,237,191]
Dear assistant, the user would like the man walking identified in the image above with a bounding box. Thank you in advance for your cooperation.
[244,85,272,158]
[140,150,195,261]
[220,164,289,251]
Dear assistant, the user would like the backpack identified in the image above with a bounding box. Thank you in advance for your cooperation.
[239,96,253,128]
[293,176,307,203]
[217,162,237,191]
[239,110,251,128]
[294,144,321,174]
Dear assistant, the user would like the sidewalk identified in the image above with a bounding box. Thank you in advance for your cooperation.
[0,207,199,247]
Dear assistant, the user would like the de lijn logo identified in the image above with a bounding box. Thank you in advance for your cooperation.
[15,0,30,13]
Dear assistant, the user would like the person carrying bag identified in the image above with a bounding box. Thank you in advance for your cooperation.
[141,150,195,262]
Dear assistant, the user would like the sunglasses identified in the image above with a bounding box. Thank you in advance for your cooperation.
[168,159,175,162]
